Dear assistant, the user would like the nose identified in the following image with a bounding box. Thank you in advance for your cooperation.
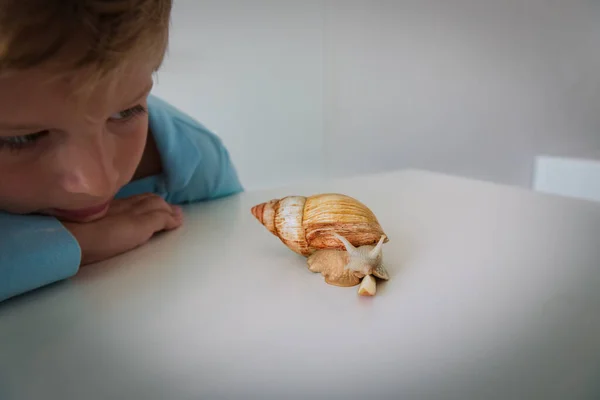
[54,135,120,197]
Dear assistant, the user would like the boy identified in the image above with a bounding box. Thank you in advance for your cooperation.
[0,0,243,302]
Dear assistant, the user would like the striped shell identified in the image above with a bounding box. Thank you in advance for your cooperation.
[251,193,389,256]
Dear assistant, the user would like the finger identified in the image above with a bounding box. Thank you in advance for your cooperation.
[136,209,183,241]
[130,193,167,208]
[107,193,156,215]
[131,194,175,216]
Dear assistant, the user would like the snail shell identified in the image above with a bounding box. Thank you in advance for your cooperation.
[251,193,389,257]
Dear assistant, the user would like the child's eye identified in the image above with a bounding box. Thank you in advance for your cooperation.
[109,105,147,122]
[0,131,49,152]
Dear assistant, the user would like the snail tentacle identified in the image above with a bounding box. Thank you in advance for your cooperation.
[369,234,387,259]
[332,232,359,256]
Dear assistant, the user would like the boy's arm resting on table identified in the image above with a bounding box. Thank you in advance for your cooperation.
[0,212,81,302]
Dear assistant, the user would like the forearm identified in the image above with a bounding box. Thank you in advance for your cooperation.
[0,212,81,302]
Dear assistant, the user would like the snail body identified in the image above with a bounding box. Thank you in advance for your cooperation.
[251,193,391,296]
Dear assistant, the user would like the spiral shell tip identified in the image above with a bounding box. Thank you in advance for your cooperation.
[251,203,263,222]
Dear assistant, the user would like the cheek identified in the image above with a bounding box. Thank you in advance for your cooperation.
[0,118,151,213]
[114,118,149,174]
[0,163,49,212]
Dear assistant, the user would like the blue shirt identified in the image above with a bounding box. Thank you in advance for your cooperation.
[0,95,243,302]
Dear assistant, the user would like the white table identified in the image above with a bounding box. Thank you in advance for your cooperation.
[1,169,600,400]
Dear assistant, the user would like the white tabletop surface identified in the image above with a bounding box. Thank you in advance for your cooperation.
[1,169,600,400]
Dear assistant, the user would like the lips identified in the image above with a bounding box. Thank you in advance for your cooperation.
[50,201,110,221]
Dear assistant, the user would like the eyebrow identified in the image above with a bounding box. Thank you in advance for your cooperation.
[0,82,154,132]
[126,82,154,106]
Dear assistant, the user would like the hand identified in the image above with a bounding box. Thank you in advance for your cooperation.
[62,193,183,265]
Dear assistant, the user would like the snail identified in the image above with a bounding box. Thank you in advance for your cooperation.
[251,193,390,296]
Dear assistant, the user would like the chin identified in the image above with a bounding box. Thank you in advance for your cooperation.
[51,209,109,224]
[40,201,112,224]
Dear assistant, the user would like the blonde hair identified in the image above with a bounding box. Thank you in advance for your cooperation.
[0,0,172,85]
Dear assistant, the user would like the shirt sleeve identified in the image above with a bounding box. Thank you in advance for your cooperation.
[145,94,244,205]
[161,119,244,205]
[0,212,81,302]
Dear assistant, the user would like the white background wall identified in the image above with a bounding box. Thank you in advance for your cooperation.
[152,0,600,191]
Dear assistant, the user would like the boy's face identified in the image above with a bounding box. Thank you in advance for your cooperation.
[0,62,154,222]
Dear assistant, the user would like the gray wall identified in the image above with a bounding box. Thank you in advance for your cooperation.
[152,0,600,190]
